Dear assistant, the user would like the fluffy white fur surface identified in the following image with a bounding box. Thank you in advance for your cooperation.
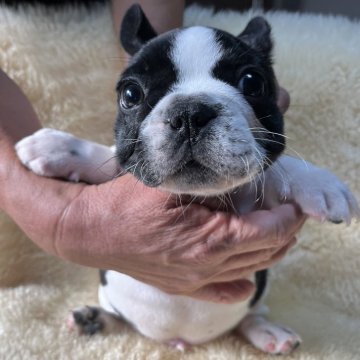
[0,4,359,359]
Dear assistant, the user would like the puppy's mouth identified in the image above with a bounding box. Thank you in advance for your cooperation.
[160,153,261,195]
[171,155,221,179]
[168,157,217,182]
[178,159,203,172]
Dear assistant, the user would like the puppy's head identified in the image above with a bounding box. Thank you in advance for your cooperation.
[115,4,284,195]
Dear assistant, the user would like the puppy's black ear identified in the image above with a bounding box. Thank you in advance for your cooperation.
[120,4,158,55]
[238,17,272,54]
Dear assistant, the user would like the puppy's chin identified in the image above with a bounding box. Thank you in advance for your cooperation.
[155,160,262,196]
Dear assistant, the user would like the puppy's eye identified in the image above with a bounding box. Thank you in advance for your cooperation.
[120,83,144,109]
[239,72,266,97]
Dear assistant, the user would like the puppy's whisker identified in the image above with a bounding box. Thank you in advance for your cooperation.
[215,194,227,212]
[163,192,174,209]
[271,162,291,198]
[253,150,266,206]
[252,137,284,147]
[255,114,273,122]
[252,148,291,198]
[247,149,262,203]
[106,56,131,61]
[248,147,266,203]
[252,137,307,166]
[173,194,190,224]
[180,195,198,219]
[124,162,139,172]
[146,101,154,109]
[226,191,237,214]
[93,155,123,180]
[139,161,146,180]
[122,138,142,144]
[111,169,127,179]
[250,128,290,140]
[124,158,144,179]
[240,155,259,201]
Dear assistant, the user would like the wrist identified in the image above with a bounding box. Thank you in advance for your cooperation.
[0,132,18,212]
[0,69,42,212]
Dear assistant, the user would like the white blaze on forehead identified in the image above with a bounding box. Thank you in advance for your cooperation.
[171,26,223,81]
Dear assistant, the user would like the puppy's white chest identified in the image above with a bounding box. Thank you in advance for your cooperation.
[99,271,252,344]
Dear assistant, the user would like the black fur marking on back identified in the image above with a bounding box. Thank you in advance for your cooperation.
[250,269,268,307]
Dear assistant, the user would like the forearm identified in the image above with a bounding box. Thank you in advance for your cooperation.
[0,69,81,253]
[0,69,41,209]
[111,0,185,36]
[0,70,41,143]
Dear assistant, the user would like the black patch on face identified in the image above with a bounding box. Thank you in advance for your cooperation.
[114,32,178,181]
[213,29,285,164]
[250,269,268,307]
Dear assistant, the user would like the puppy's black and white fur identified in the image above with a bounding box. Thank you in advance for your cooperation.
[16,4,359,355]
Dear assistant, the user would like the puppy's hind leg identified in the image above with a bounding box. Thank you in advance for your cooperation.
[67,306,124,336]
[235,305,301,355]
[67,274,125,336]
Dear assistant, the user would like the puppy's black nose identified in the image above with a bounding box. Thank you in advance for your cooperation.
[169,115,184,130]
[169,103,217,131]
[190,105,217,128]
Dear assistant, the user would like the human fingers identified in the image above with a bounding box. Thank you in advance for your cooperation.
[188,279,255,304]
[277,86,290,114]
[123,238,295,299]
[143,274,256,304]
[155,204,304,288]
[218,236,296,273]
[274,74,290,114]
[207,204,306,258]
[209,237,297,284]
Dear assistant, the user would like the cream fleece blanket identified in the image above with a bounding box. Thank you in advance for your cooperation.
[0,4,359,360]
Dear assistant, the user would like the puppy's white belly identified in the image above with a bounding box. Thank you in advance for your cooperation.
[99,271,251,344]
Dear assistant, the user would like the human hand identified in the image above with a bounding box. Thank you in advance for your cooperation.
[96,186,304,303]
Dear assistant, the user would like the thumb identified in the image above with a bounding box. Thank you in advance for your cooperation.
[189,279,255,304]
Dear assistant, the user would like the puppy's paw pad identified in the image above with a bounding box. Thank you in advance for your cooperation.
[255,327,300,355]
[68,306,105,336]
[240,316,301,355]
[281,339,301,354]
[261,326,300,355]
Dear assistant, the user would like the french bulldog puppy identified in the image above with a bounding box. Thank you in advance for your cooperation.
[16,4,359,355]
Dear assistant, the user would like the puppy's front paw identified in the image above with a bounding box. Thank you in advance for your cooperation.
[270,156,360,224]
[285,166,359,225]
[15,128,84,182]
